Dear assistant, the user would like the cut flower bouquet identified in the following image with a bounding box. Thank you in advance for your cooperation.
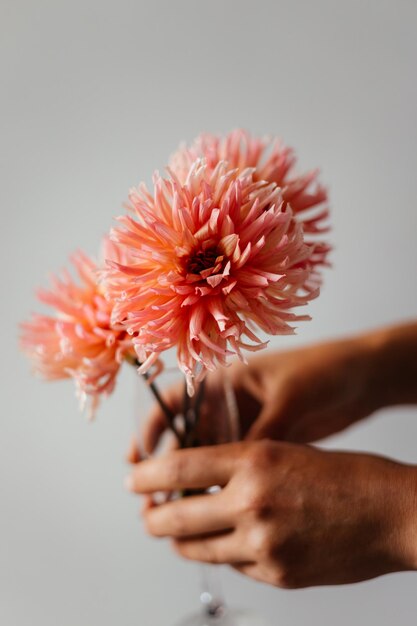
[21,129,330,438]
[21,128,330,623]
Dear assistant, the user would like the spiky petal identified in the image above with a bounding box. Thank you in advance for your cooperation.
[20,238,135,418]
[170,129,331,274]
[104,160,318,392]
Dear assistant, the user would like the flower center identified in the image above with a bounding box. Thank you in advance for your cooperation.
[186,246,222,275]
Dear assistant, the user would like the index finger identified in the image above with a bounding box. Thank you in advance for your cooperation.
[125,442,243,494]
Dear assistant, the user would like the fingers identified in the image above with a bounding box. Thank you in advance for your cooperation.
[232,563,272,585]
[126,435,141,464]
[144,491,234,538]
[245,389,299,442]
[172,531,251,564]
[245,404,283,441]
[142,384,183,454]
[125,443,243,493]
[283,410,357,443]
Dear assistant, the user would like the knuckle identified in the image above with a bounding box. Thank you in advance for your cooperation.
[244,439,279,470]
[270,566,296,589]
[173,540,220,564]
[202,543,221,564]
[236,452,276,519]
[238,482,271,519]
[170,509,187,536]
[247,527,274,561]
[246,529,298,589]
[144,505,188,538]
[165,452,188,485]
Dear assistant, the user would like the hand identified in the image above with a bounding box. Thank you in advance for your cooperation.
[142,334,380,452]
[125,440,417,588]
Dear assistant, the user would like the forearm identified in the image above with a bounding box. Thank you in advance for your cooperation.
[386,460,417,573]
[363,320,417,410]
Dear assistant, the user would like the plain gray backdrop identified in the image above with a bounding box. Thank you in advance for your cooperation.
[2,0,417,624]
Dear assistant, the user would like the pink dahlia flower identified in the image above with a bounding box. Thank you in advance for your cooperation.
[20,239,136,418]
[105,160,318,393]
[169,129,330,271]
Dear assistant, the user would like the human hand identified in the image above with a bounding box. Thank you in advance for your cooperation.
[142,334,380,452]
[125,440,417,588]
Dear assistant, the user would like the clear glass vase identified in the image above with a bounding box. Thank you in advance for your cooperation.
[137,366,270,626]
[174,563,270,626]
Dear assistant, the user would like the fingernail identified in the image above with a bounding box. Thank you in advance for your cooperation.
[124,475,134,491]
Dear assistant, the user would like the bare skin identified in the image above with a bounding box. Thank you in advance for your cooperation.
[141,320,417,451]
[125,441,417,588]
[126,320,417,588]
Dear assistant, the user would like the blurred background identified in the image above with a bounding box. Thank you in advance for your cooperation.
[1,0,417,624]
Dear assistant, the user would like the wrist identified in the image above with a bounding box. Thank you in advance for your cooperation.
[382,463,417,573]
[399,465,417,571]
[359,322,417,410]
[358,328,391,411]
[341,331,387,415]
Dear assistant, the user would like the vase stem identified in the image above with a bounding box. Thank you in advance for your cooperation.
[199,564,225,618]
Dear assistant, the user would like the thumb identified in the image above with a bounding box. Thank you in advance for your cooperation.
[245,404,284,441]
[126,434,142,464]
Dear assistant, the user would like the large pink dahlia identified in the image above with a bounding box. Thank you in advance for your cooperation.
[20,239,135,418]
[105,160,318,392]
[169,129,330,270]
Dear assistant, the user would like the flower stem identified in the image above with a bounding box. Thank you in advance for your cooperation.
[125,354,182,445]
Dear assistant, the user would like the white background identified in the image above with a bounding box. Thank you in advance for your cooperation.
[1,1,417,624]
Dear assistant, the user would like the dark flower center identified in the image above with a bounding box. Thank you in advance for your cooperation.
[186,246,222,275]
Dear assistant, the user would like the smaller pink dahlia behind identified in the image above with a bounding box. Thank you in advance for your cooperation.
[169,129,331,274]
[20,238,135,418]
[105,160,319,393]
